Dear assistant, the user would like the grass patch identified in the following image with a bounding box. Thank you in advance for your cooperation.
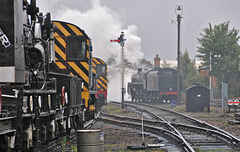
[102,103,124,115]
[156,102,235,119]
[102,103,140,118]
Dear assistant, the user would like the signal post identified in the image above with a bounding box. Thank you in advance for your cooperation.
[110,32,126,109]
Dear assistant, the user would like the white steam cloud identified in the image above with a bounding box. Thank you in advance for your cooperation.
[37,0,144,102]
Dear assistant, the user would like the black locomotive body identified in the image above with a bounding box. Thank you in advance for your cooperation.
[128,67,179,103]
[0,0,98,151]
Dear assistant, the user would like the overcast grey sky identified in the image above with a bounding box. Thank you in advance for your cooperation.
[37,0,240,63]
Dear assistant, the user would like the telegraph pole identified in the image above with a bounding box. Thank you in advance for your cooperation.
[210,51,212,99]
[110,32,126,109]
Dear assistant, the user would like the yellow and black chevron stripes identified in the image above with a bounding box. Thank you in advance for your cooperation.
[55,60,66,69]
[97,76,107,90]
[67,24,83,36]
[92,57,107,91]
[53,21,90,91]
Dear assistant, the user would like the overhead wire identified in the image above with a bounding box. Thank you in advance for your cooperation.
[184,0,216,33]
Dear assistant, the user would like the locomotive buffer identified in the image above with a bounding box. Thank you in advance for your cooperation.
[110,32,126,109]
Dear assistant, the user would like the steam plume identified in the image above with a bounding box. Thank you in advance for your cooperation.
[37,0,144,102]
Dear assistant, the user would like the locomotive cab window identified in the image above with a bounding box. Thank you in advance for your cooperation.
[66,35,86,60]
[96,64,106,76]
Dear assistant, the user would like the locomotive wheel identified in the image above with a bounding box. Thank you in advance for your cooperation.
[0,135,12,152]
[75,114,84,129]
[91,111,95,119]
[15,126,24,150]
[146,95,149,102]
[159,99,163,103]
[59,122,65,135]
[137,95,140,102]
[133,95,137,102]
[143,96,147,102]
[131,95,134,102]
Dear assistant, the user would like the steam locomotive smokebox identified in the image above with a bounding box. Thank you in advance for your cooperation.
[186,85,210,112]
[77,129,104,152]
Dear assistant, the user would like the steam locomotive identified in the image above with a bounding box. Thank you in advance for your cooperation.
[128,67,179,103]
[0,0,106,151]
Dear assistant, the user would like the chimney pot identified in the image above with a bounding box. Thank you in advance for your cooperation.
[154,54,161,67]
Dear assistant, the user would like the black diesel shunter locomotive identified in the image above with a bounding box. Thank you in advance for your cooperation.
[128,67,179,103]
[0,0,100,151]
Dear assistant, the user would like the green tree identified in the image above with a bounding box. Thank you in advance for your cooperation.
[196,22,240,97]
[180,50,208,90]
[161,60,171,68]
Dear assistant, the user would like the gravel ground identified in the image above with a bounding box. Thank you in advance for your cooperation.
[91,107,168,152]
[103,125,167,152]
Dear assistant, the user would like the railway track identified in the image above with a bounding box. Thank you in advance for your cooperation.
[99,101,240,152]
[99,111,192,151]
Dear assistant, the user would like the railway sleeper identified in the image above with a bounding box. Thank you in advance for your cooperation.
[99,116,194,152]
[173,123,235,146]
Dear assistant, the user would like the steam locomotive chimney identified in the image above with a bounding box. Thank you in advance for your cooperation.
[154,54,161,67]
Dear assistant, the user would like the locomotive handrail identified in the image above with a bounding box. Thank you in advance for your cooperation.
[2,89,20,98]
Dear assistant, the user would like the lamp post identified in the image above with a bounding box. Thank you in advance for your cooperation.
[175,5,183,105]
